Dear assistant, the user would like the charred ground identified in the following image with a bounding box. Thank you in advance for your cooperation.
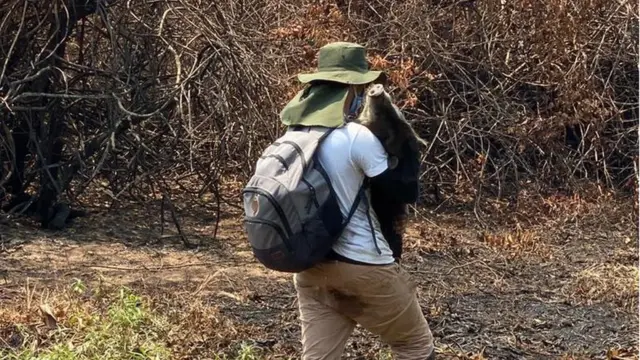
[1,185,637,359]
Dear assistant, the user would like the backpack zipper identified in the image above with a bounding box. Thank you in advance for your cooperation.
[272,140,307,169]
[243,187,294,238]
[281,141,307,169]
[301,178,320,209]
[260,154,289,170]
[244,217,292,252]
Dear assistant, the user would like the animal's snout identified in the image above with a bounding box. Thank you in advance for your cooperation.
[367,84,384,97]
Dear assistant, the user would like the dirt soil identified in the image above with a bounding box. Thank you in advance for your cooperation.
[1,193,638,359]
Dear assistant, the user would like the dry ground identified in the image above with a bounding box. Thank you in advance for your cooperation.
[0,190,638,359]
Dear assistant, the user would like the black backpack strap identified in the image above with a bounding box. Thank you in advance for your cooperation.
[361,189,382,255]
[340,180,367,230]
[317,126,338,145]
[341,178,382,255]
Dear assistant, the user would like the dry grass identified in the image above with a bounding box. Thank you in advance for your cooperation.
[0,184,638,359]
[563,263,639,311]
[480,226,552,260]
[0,282,172,360]
[0,279,397,359]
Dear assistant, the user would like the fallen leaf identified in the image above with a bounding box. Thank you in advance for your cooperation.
[39,304,58,330]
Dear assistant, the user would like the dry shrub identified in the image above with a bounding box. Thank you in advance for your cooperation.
[480,225,551,259]
[402,223,451,254]
[335,0,638,208]
[0,0,637,230]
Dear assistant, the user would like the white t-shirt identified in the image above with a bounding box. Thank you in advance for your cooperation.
[316,122,395,265]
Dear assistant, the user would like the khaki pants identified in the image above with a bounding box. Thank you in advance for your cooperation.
[294,260,435,360]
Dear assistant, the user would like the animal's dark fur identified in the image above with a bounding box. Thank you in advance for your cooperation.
[354,84,427,259]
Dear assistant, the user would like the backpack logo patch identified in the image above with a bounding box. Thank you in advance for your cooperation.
[249,194,260,216]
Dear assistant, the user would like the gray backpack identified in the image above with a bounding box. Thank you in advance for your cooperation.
[242,125,365,273]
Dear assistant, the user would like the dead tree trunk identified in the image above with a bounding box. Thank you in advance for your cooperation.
[1,0,100,229]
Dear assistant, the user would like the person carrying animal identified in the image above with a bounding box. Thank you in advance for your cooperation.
[242,42,435,359]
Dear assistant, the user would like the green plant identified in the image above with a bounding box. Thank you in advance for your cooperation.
[1,287,171,360]
[237,342,261,360]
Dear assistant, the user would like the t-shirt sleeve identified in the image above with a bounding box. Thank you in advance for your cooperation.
[349,126,389,177]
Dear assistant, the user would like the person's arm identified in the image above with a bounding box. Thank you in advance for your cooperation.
[350,126,421,203]
[349,126,389,179]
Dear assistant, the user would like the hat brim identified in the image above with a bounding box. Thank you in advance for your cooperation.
[297,70,385,85]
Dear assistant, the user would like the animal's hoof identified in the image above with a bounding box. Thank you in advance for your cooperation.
[368,83,384,97]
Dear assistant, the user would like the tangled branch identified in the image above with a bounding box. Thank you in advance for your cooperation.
[0,0,637,234]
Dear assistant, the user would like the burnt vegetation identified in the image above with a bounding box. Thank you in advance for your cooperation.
[0,0,637,233]
[0,2,638,358]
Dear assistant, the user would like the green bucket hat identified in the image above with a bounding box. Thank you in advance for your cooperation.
[297,42,385,85]
[280,42,385,127]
